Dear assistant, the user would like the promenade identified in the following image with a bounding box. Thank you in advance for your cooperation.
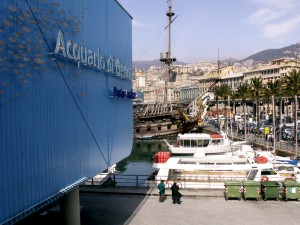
[17,186,300,225]
[81,186,300,225]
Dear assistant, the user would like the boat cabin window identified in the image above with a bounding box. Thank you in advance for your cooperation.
[191,140,197,147]
[182,139,210,147]
[197,140,203,147]
[212,140,220,145]
[261,169,277,176]
[183,140,190,147]
[203,140,209,147]
[196,139,210,147]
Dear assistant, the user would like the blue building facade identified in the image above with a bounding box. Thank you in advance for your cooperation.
[0,0,133,224]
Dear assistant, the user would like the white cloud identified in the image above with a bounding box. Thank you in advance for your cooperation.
[248,8,281,26]
[262,15,300,39]
[246,0,300,40]
[247,0,294,11]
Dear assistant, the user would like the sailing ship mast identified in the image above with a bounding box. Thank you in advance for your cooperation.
[160,0,176,104]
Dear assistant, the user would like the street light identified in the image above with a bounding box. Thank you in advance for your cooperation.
[279,97,283,142]
[295,95,298,158]
[272,95,276,153]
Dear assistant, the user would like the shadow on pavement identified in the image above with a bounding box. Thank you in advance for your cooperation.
[15,186,154,225]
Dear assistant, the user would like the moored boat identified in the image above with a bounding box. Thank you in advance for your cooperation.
[151,145,296,189]
[164,130,247,155]
[134,118,197,140]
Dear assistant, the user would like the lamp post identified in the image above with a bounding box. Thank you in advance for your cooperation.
[232,99,236,137]
[272,95,276,153]
[284,98,289,124]
[227,96,230,135]
[279,97,283,142]
[295,95,298,158]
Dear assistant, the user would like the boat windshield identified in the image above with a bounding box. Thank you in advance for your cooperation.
[247,170,258,180]
[181,139,210,147]
[191,140,197,147]
[261,169,277,175]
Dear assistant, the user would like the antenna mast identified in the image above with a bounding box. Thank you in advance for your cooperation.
[160,0,176,103]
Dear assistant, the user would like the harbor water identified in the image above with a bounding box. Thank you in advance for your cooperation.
[113,136,177,186]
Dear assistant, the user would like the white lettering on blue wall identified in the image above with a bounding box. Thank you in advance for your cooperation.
[54,30,133,80]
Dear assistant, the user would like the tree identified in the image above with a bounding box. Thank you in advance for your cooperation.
[265,79,283,119]
[219,84,231,132]
[265,79,283,149]
[229,89,238,120]
[236,83,250,140]
[284,69,300,96]
[283,69,300,156]
[250,77,264,123]
[213,85,223,130]
[229,89,238,136]
[260,84,271,120]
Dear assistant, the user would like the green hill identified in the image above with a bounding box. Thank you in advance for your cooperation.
[242,43,300,62]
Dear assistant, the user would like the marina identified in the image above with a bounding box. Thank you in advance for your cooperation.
[3,0,300,224]
[86,131,300,190]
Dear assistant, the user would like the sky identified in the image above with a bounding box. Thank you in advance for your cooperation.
[117,0,300,63]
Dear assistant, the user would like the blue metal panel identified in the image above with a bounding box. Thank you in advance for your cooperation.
[0,0,133,224]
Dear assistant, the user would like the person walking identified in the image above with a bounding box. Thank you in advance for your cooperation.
[171,181,182,204]
[157,180,166,202]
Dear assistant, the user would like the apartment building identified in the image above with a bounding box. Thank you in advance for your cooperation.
[133,58,300,107]
[198,65,244,94]
[243,58,300,84]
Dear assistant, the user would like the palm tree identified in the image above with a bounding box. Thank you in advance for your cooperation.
[283,69,300,157]
[261,86,271,120]
[250,77,264,124]
[229,89,238,120]
[265,79,283,150]
[284,69,300,95]
[229,89,238,136]
[219,84,231,132]
[236,83,250,140]
[213,85,223,130]
[266,79,283,119]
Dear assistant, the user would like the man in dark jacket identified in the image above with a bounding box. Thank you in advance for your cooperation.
[171,182,182,204]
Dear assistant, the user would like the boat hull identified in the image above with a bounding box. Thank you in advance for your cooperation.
[134,120,197,139]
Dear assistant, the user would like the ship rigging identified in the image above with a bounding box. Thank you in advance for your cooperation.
[133,0,209,139]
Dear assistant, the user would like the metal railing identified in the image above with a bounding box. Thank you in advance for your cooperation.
[155,174,247,189]
[86,174,151,188]
[206,125,299,157]
[86,173,250,189]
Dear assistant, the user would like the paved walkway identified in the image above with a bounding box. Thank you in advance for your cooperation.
[16,186,300,225]
[79,186,300,225]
